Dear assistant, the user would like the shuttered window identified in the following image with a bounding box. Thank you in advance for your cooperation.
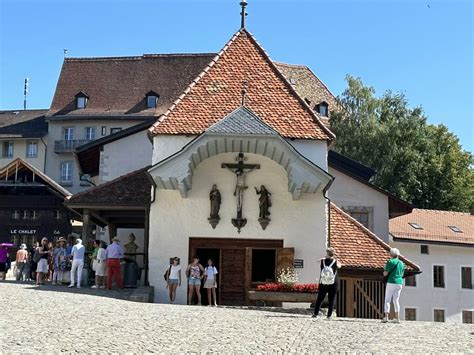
[405,275,416,287]
[461,267,473,289]
[433,265,445,288]
[405,308,416,321]
[434,309,445,322]
[462,310,473,324]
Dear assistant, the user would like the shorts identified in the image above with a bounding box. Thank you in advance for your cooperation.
[188,278,201,286]
[204,279,217,289]
[168,279,179,285]
[0,262,6,272]
[96,262,107,277]
[36,259,49,273]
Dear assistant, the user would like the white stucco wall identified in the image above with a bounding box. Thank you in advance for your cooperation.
[100,130,152,183]
[392,240,474,323]
[152,135,195,165]
[287,139,328,171]
[45,120,142,193]
[148,152,327,304]
[328,167,389,240]
[0,137,47,172]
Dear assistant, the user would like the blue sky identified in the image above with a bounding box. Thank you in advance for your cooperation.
[1,0,472,152]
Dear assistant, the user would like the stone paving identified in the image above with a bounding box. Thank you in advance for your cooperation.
[0,281,473,354]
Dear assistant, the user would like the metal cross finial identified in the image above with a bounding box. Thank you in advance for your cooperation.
[240,0,248,29]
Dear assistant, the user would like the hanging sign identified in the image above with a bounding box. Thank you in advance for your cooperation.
[9,229,37,235]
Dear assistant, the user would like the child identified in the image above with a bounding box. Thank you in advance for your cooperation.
[204,258,218,306]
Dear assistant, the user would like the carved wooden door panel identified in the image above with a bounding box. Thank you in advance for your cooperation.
[220,248,246,305]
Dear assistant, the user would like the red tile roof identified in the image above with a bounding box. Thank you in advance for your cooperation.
[150,29,334,141]
[390,208,474,246]
[330,204,419,271]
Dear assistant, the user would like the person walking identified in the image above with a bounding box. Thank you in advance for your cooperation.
[382,248,405,324]
[29,241,39,281]
[105,237,124,290]
[52,238,67,285]
[36,238,50,286]
[15,244,29,281]
[186,256,204,305]
[68,239,85,289]
[164,257,181,303]
[0,245,9,281]
[312,247,342,320]
[204,258,218,306]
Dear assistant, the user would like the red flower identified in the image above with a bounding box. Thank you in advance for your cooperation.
[256,283,319,293]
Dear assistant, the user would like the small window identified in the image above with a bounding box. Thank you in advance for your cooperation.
[420,245,429,254]
[433,309,445,322]
[21,210,30,221]
[315,102,329,117]
[350,211,370,229]
[63,128,74,141]
[145,91,159,109]
[85,127,96,140]
[405,275,417,287]
[101,126,107,136]
[26,140,38,158]
[461,267,473,289]
[2,141,14,158]
[448,225,463,233]
[251,249,276,283]
[11,210,20,220]
[433,265,445,288]
[54,210,61,220]
[405,308,416,321]
[409,222,423,230]
[110,128,122,134]
[289,78,297,85]
[60,162,73,185]
[462,310,473,324]
[75,91,89,109]
[31,211,39,221]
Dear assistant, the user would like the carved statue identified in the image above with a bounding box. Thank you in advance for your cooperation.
[255,185,271,229]
[209,184,221,218]
[124,233,139,260]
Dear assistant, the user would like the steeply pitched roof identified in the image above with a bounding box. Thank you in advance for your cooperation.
[207,106,278,135]
[330,203,420,272]
[0,110,48,138]
[150,29,334,141]
[47,54,215,119]
[390,208,474,246]
[66,167,151,207]
[0,158,71,197]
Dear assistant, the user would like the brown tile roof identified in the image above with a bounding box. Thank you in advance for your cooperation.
[0,110,48,138]
[48,54,215,119]
[273,62,341,125]
[66,167,151,207]
[390,208,474,246]
[150,29,334,141]
[330,203,420,271]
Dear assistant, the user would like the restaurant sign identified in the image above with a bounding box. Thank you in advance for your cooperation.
[9,229,37,235]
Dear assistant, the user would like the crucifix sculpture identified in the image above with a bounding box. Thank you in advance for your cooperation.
[222,152,260,233]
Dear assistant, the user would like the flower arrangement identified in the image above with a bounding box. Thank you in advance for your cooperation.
[256,283,318,293]
[277,267,299,287]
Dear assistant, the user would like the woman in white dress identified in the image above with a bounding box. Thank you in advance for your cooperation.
[92,241,107,289]
[204,258,218,306]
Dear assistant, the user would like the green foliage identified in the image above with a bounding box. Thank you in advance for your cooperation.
[330,76,473,212]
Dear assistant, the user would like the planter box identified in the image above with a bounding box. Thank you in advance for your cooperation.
[248,290,316,303]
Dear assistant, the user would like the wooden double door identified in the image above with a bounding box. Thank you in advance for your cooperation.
[337,277,385,319]
[189,238,293,306]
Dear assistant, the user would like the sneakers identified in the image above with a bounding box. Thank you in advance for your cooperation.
[91,285,98,289]
[52,282,56,285]
[99,286,105,289]
[77,285,81,289]
[381,318,389,323]
[325,316,333,321]
[391,318,400,324]
[68,284,74,288]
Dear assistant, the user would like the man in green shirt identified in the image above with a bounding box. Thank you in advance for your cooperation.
[382,248,405,323]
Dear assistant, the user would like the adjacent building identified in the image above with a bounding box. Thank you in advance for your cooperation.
[390,209,474,324]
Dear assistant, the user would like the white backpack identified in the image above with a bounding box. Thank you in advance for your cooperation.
[320,259,336,285]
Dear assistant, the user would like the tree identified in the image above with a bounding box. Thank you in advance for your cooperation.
[330,75,473,212]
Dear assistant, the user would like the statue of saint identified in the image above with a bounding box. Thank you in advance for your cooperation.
[124,233,139,259]
[209,184,221,218]
[255,185,271,219]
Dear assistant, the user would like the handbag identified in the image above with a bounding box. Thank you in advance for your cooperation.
[32,251,42,263]
[163,265,171,281]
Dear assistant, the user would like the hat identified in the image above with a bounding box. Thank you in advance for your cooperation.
[58,237,66,243]
[112,237,120,242]
[20,244,27,250]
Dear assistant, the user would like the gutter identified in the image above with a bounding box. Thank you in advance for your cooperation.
[40,137,47,172]
[322,176,335,247]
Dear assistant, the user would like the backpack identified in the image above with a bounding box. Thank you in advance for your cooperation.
[320,259,336,285]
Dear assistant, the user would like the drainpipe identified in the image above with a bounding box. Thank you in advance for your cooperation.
[322,177,335,248]
[40,137,47,172]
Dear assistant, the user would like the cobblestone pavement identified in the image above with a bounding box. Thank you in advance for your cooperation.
[1,282,473,353]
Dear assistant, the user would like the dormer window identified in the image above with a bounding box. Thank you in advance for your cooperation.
[146,90,159,109]
[75,91,89,109]
[315,102,329,117]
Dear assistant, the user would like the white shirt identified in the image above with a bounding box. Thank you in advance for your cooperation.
[165,265,181,280]
[205,266,218,279]
[97,248,106,262]
[71,244,85,261]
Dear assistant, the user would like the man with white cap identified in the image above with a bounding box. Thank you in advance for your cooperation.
[68,238,85,289]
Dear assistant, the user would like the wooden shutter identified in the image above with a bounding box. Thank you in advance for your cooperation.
[276,247,295,274]
[462,267,472,289]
